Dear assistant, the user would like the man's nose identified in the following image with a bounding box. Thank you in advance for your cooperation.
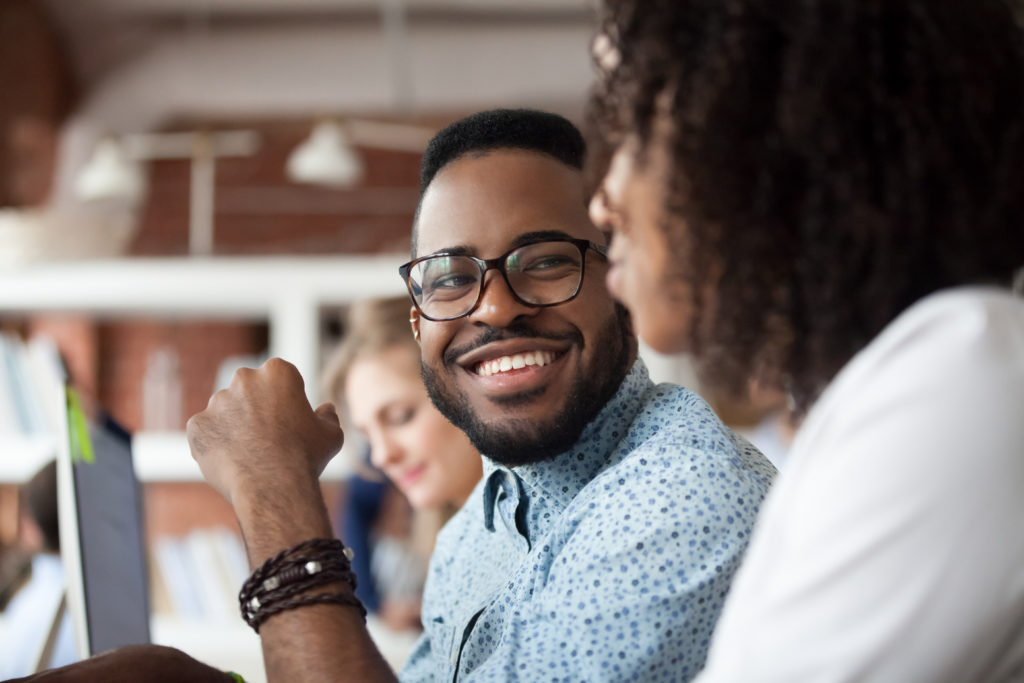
[466,270,539,328]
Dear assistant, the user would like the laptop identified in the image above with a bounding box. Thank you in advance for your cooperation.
[54,386,151,661]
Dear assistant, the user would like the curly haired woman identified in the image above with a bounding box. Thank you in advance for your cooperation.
[588,1,1024,680]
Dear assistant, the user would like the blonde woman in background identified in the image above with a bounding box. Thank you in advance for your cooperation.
[321,296,483,633]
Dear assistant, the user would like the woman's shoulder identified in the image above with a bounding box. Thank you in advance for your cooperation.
[814,286,1023,414]
[870,286,1023,360]
[791,285,1024,478]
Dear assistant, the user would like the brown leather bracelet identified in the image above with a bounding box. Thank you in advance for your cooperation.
[239,538,365,632]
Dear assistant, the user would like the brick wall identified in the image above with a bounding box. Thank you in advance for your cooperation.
[97,318,269,432]
[29,118,427,432]
[143,481,343,540]
[130,121,422,257]
[97,120,425,429]
[11,118,428,548]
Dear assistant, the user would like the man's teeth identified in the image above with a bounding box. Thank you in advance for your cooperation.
[475,350,556,376]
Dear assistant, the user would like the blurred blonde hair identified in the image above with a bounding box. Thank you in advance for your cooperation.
[321,295,417,409]
[322,295,458,547]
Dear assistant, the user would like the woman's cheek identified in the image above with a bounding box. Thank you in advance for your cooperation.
[605,234,635,304]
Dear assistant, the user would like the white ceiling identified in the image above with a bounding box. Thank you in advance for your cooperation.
[70,0,590,15]
[43,0,596,88]
[41,0,600,208]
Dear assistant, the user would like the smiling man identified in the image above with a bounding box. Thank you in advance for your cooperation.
[407,128,632,468]
[394,109,775,681]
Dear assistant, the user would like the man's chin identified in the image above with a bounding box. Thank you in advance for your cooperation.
[480,383,548,407]
[465,417,580,467]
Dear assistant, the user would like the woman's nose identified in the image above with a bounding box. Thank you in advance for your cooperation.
[369,432,403,470]
[589,188,612,228]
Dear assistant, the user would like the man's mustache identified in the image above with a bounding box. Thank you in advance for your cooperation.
[443,323,584,366]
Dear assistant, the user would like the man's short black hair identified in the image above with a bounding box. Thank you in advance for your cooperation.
[412,108,586,255]
[420,108,585,193]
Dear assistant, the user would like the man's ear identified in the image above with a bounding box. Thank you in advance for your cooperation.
[409,307,421,344]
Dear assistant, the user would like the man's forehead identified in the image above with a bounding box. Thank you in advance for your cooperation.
[414,150,597,256]
[419,229,583,258]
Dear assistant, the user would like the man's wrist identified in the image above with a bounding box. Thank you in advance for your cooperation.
[230,466,319,508]
[231,474,335,567]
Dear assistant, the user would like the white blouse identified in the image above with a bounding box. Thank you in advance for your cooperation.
[698,287,1024,682]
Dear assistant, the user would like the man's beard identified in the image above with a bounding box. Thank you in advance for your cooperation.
[421,304,634,467]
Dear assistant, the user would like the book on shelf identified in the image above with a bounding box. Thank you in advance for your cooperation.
[0,333,64,437]
[150,527,250,623]
[151,535,206,621]
[0,337,20,435]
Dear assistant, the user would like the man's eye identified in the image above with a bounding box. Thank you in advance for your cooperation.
[429,273,476,290]
[525,255,576,270]
[423,272,476,303]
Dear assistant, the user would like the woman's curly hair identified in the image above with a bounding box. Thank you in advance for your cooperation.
[587,0,1024,413]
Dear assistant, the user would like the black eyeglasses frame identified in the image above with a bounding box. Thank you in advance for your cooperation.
[398,237,608,322]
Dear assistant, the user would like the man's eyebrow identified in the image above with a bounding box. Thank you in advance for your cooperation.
[509,230,575,249]
[422,244,476,258]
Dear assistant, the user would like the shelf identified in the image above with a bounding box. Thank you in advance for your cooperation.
[0,255,408,400]
[0,431,358,483]
[0,255,397,484]
[0,434,62,483]
[0,255,407,316]
[132,431,357,482]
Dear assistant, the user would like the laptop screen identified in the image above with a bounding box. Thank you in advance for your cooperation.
[57,394,151,657]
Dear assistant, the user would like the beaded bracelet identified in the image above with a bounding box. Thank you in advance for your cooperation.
[238,538,366,632]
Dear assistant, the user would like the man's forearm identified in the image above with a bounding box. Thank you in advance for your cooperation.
[233,479,397,683]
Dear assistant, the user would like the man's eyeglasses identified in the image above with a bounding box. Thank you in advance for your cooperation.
[399,238,608,322]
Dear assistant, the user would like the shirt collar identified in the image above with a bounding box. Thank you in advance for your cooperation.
[480,359,652,541]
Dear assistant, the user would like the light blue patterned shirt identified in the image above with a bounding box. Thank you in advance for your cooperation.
[400,360,776,682]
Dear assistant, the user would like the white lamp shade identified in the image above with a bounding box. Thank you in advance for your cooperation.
[286,121,365,188]
[74,138,146,203]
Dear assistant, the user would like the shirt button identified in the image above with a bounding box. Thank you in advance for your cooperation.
[450,650,458,666]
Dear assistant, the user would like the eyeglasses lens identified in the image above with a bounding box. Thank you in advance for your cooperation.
[409,240,585,320]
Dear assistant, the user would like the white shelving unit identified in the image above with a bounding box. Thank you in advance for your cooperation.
[0,434,62,482]
[0,255,407,483]
[1,255,423,677]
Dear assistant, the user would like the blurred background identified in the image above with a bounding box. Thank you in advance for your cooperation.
[0,1,784,679]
